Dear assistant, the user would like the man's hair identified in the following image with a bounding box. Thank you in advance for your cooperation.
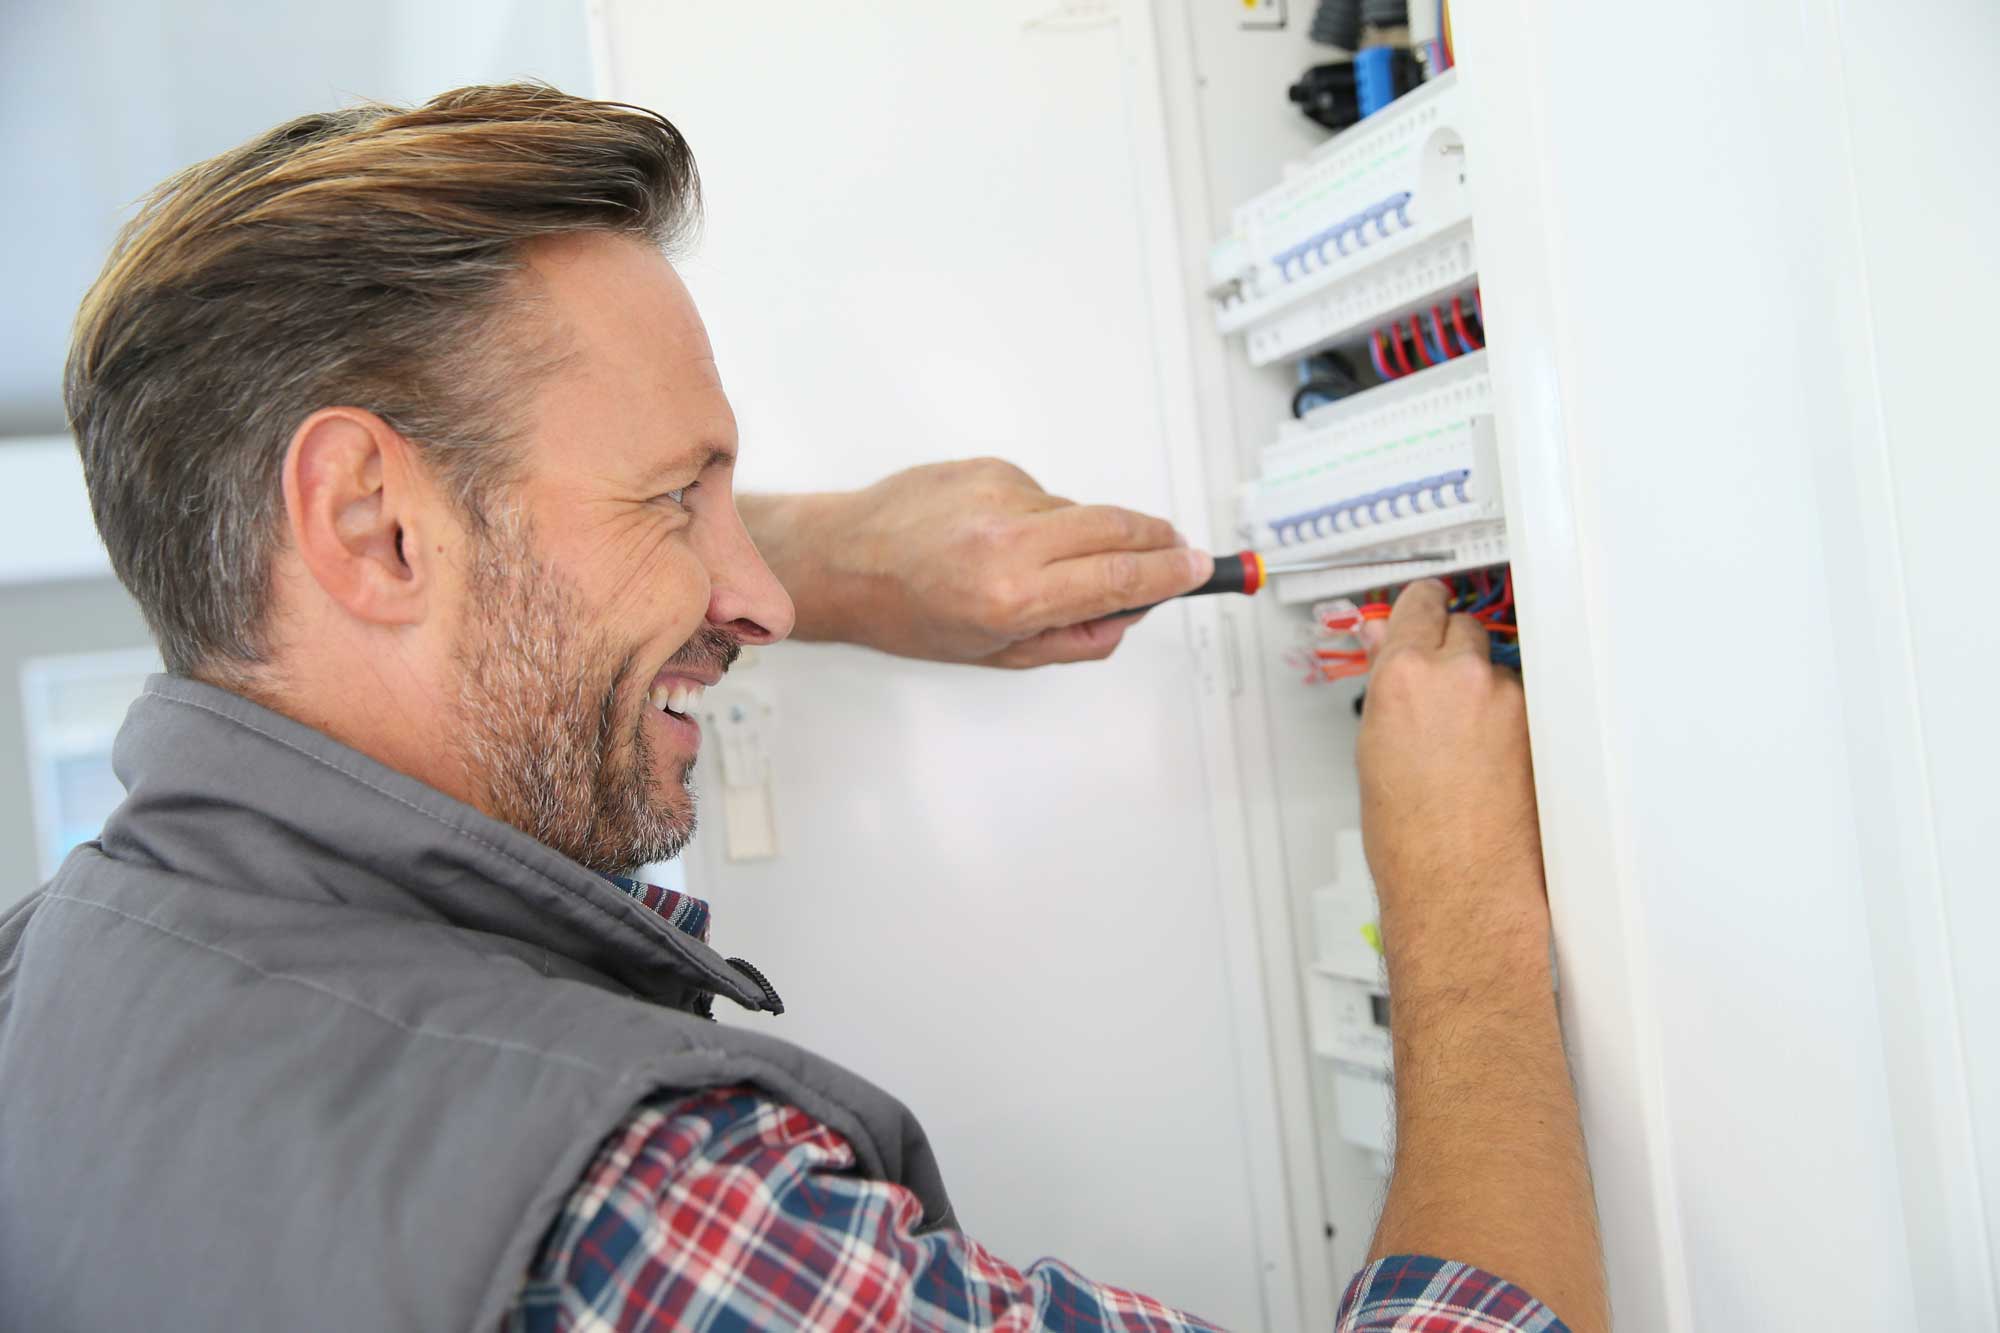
[65,83,701,676]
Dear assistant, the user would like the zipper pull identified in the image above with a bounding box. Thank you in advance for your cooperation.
[726,956,785,1015]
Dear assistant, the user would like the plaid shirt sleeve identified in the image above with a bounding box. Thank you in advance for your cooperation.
[506,1084,1564,1333]
[505,1084,1225,1332]
[1335,1255,1570,1332]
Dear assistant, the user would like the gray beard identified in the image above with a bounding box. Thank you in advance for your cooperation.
[449,513,695,876]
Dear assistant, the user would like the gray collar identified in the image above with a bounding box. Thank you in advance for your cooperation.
[102,674,779,1014]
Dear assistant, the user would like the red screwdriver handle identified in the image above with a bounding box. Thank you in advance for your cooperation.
[1185,550,1266,598]
[1108,549,1266,620]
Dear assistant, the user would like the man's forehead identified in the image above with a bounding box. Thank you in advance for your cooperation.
[519,233,736,469]
[524,233,716,377]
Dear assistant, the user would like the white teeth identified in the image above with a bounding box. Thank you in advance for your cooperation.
[653,681,705,717]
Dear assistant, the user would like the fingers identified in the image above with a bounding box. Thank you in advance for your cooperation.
[986,615,1139,669]
[1441,606,1491,659]
[1031,504,1183,561]
[1026,547,1212,630]
[1378,579,1452,656]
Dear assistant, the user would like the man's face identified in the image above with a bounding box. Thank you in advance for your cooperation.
[446,234,794,874]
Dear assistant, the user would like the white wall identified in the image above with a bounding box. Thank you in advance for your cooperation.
[600,4,1282,1326]
[0,0,599,895]
[0,0,593,435]
[0,440,111,586]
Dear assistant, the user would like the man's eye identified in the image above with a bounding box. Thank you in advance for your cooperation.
[658,482,699,508]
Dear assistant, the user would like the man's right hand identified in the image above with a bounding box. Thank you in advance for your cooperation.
[1351,579,1609,1333]
[1355,579,1549,992]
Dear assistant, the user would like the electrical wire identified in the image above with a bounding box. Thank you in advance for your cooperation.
[1368,328,1394,380]
[1411,317,1437,369]
[1291,382,1335,418]
[1310,0,1362,50]
[1425,307,1451,360]
[1413,316,1439,366]
[1391,320,1418,374]
[1450,294,1482,353]
[1299,566,1519,688]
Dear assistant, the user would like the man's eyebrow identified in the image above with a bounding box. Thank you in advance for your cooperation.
[641,444,735,487]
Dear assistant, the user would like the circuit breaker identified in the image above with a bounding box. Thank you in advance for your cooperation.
[1205,63,1507,1274]
[1207,70,1503,604]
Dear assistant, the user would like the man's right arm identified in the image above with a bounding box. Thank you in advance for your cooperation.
[1347,581,1609,1333]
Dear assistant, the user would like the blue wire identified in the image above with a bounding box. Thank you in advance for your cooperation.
[1419,319,1447,364]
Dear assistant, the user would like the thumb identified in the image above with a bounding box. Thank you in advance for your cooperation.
[1357,618,1389,657]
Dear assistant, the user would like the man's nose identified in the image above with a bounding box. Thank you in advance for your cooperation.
[704,513,795,647]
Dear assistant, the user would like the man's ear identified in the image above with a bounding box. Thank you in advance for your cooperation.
[282,407,437,628]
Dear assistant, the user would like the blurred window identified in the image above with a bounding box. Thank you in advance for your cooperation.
[20,647,158,878]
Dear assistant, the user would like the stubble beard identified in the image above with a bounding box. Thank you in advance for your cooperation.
[449,514,699,876]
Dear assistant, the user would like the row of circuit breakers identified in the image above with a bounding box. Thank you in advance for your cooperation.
[1204,70,1506,1166]
[1207,70,1507,607]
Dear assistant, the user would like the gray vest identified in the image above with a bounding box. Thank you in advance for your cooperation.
[0,675,953,1331]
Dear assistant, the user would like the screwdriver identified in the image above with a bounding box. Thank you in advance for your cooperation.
[1114,549,1453,617]
[1187,548,1453,598]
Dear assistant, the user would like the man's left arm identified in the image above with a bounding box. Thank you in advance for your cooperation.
[739,458,1212,669]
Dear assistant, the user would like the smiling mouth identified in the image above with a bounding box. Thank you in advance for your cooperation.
[647,677,708,720]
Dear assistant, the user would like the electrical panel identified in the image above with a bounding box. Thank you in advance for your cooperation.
[1247,352,1501,603]
[1306,829,1392,1160]
[1208,72,1470,370]
[1203,58,1509,1287]
[1208,69,1503,604]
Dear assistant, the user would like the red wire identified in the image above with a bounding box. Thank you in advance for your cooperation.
[1369,328,1394,380]
[1406,318,1434,369]
[1430,307,1455,359]
[1389,321,1415,376]
[1451,294,1482,351]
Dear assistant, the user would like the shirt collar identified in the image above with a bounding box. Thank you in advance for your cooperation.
[604,875,711,943]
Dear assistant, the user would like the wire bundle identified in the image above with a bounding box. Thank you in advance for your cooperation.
[1365,290,1483,382]
[1294,564,1519,684]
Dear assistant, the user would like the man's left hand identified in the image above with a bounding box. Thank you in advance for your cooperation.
[739,458,1212,669]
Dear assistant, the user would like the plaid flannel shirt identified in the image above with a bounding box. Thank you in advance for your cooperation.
[503,880,1566,1333]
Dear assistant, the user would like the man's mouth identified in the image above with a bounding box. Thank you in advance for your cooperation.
[644,627,741,729]
[647,677,708,719]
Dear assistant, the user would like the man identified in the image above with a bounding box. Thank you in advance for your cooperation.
[0,86,1607,1332]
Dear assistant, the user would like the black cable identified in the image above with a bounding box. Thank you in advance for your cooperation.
[1310,0,1361,50]
[1291,350,1363,417]
[1292,381,1344,418]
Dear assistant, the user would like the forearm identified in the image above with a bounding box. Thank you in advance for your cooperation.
[1370,914,1607,1333]
[740,462,1208,668]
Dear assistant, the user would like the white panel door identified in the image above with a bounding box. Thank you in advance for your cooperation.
[1457,2,1998,1329]
[596,3,1284,1327]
